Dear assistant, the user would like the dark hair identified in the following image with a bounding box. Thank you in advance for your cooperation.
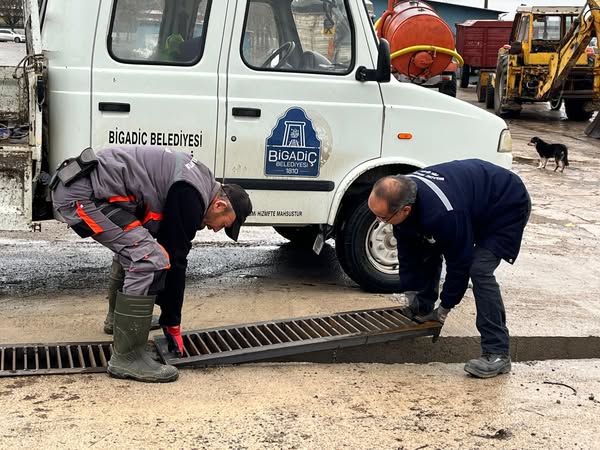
[372,175,417,212]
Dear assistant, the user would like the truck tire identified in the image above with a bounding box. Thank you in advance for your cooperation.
[485,76,495,109]
[460,64,470,88]
[274,225,320,246]
[564,99,593,121]
[335,199,400,293]
[439,79,457,97]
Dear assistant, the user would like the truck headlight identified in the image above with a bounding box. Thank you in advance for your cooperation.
[497,129,512,153]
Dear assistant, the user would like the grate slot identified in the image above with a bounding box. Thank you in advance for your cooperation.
[316,318,342,335]
[388,310,414,324]
[337,316,361,333]
[349,313,378,331]
[44,346,51,369]
[204,332,223,352]
[231,328,252,348]
[190,334,211,355]
[269,324,292,343]
[307,319,331,337]
[295,320,320,338]
[12,347,16,371]
[222,330,241,350]
[184,335,200,356]
[251,326,272,345]
[327,317,351,335]
[281,323,302,341]
[368,311,398,328]
[76,346,85,368]
[362,312,391,329]
[0,348,4,371]
[379,311,405,326]
[240,327,262,347]
[342,314,371,332]
[86,345,97,368]
[289,321,312,339]
[214,331,232,352]
[258,325,281,344]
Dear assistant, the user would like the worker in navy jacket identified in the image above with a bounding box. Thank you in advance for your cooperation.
[368,159,530,378]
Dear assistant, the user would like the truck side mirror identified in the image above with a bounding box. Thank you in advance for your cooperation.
[356,39,391,82]
[509,41,523,55]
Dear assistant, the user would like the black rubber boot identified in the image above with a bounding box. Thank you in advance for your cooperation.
[103,260,160,334]
[107,291,178,383]
[464,354,511,379]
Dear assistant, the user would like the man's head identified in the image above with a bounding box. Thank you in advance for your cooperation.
[202,184,252,241]
[367,175,417,226]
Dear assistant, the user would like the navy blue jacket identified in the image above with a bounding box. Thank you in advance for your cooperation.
[393,159,530,309]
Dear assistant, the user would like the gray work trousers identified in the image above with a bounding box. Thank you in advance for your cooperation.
[417,246,509,355]
[52,177,170,295]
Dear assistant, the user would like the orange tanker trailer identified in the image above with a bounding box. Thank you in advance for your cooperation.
[375,0,463,96]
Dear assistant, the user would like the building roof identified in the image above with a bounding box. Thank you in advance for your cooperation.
[428,0,506,13]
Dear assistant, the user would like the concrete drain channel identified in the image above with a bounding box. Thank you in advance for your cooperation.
[0,307,441,377]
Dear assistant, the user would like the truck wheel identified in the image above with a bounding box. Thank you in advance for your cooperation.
[460,64,470,88]
[274,225,320,246]
[564,99,593,121]
[335,199,400,293]
[485,76,495,109]
[439,80,457,97]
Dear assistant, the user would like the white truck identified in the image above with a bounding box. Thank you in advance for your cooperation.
[0,0,512,293]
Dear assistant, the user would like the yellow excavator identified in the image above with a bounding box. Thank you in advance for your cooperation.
[489,0,600,137]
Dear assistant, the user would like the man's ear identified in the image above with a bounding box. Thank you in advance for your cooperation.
[402,205,412,215]
[213,199,228,212]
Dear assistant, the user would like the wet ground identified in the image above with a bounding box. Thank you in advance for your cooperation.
[1,82,600,447]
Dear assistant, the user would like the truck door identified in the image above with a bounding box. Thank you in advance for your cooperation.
[223,0,383,224]
[91,0,226,170]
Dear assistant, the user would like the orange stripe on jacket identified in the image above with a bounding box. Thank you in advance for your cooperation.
[142,211,163,225]
[76,202,104,235]
[109,195,136,203]
[158,244,171,270]
[124,220,142,231]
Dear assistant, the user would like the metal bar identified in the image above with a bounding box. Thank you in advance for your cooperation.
[251,326,272,345]
[23,347,28,371]
[327,318,351,335]
[270,324,292,342]
[224,330,242,349]
[367,311,398,328]
[34,346,40,370]
[87,345,97,368]
[66,345,74,368]
[315,318,341,335]
[76,345,85,368]
[232,328,251,348]
[45,346,51,369]
[12,347,16,371]
[1,348,4,371]
[259,325,281,343]
[380,311,405,326]
[98,345,107,367]
[241,327,261,347]
[56,345,62,369]
[214,331,232,352]
[351,314,380,331]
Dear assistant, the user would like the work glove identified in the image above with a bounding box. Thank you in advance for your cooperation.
[163,325,184,357]
[414,306,450,325]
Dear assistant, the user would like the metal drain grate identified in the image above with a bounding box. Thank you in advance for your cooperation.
[154,307,441,367]
[0,342,112,377]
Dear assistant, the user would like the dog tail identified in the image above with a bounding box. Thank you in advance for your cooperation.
[563,148,569,166]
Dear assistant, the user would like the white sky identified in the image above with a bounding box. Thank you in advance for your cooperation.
[464,0,586,17]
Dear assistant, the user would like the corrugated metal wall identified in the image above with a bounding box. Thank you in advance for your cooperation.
[371,1,500,35]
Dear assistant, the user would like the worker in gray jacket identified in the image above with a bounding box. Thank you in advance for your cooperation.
[51,146,252,383]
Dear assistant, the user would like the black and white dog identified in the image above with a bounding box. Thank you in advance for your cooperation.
[528,136,569,172]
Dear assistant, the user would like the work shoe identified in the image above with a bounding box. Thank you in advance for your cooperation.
[414,306,450,324]
[464,353,511,379]
[397,292,420,320]
[107,291,178,383]
[103,260,160,334]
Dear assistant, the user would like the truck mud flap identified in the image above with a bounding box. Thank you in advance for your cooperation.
[0,146,33,231]
[154,307,442,368]
[584,113,600,138]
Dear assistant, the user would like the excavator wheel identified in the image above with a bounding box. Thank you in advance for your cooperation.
[485,76,495,109]
[494,56,520,118]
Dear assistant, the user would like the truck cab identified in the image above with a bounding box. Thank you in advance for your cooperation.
[2,0,512,292]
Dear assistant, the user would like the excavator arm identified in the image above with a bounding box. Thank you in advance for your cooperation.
[538,0,600,99]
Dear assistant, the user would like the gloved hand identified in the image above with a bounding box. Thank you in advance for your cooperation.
[414,306,450,324]
[163,325,184,357]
